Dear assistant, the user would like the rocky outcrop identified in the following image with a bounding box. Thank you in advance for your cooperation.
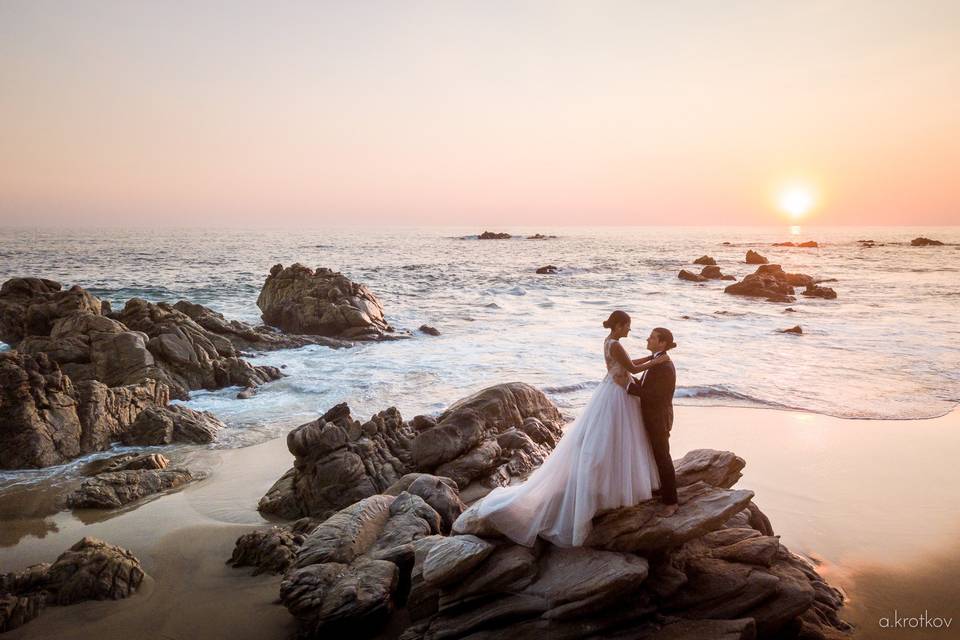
[910,236,943,246]
[780,325,803,335]
[120,404,225,445]
[66,467,201,509]
[536,265,559,274]
[700,266,736,281]
[0,537,145,633]
[419,325,440,336]
[227,527,307,576]
[723,274,796,303]
[678,270,707,283]
[172,300,349,351]
[802,284,838,300]
[478,231,511,240]
[234,448,849,640]
[754,264,814,288]
[257,264,392,340]
[0,278,101,347]
[773,241,818,248]
[527,234,557,240]
[745,250,768,264]
[258,383,564,520]
[693,255,716,266]
[0,351,168,469]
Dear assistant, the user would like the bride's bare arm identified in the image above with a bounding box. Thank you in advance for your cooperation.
[610,342,668,374]
[631,355,654,366]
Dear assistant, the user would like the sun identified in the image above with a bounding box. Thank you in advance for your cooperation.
[777,186,815,220]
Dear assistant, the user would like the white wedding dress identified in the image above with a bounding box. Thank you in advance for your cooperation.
[451,337,661,547]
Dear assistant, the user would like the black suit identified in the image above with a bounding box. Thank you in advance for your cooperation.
[627,356,677,505]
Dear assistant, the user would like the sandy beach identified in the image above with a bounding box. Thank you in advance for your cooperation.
[2,404,957,639]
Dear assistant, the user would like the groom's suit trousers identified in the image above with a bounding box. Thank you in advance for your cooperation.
[629,360,678,505]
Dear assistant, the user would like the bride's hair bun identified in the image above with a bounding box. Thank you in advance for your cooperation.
[603,310,630,329]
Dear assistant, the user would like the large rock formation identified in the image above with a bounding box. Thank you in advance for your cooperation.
[258,383,565,521]
[257,264,392,340]
[120,404,225,445]
[66,465,202,509]
[230,449,850,640]
[745,250,769,264]
[0,537,145,634]
[723,274,796,303]
[0,351,168,469]
[1,277,284,399]
[910,236,943,246]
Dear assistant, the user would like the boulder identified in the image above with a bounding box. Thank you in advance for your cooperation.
[0,278,101,347]
[802,284,838,300]
[172,300,349,351]
[780,325,803,335]
[536,265,559,274]
[679,270,707,283]
[121,404,225,445]
[723,274,796,303]
[478,231,511,240]
[84,452,169,474]
[227,527,305,576]
[773,241,818,248]
[700,266,736,281]
[66,467,202,508]
[911,236,943,246]
[527,234,557,240]
[419,324,441,336]
[0,351,168,469]
[256,263,391,340]
[745,250,768,264]
[754,264,814,288]
[693,255,716,266]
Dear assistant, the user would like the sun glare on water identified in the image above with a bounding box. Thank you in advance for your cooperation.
[778,186,816,220]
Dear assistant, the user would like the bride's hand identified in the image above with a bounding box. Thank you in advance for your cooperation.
[652,352,670,364]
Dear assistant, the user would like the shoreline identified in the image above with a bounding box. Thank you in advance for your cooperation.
[2,404,959,638]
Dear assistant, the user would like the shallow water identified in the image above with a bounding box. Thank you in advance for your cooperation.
[1,225,958,466]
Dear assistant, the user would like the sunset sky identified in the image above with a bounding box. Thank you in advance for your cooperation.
[1,1,957,227]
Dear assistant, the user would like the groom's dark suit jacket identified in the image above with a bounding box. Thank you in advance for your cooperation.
[629,359,676,434]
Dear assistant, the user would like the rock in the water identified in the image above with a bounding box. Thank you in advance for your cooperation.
[172,299,349,351]
[0,351,168,469]
[754,263,815,288]
[228,527,304,575]
[478,231,511,240]
[802,284,838,300]
[257,263,392,340]
[745,250,768,264]
[679,269,707,283]
[526,234,556,240]
[0,278,101,347]
[911,236,943,246]
[693,255,716,266]
[536,265,559,274]
[66,468,202,508]
[419,324,441,336]
[84,452,169,474]
[121,404,225,445]
[700,265,736,281]
[723,273,796,303]
[773,240,818,248]
[780,325,803,335]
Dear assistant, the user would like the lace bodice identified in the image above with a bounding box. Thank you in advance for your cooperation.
[603,337,631,388]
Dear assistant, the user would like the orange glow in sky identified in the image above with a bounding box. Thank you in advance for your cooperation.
[0,2,958,227]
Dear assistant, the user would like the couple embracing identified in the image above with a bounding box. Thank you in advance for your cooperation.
[452,311,679,547]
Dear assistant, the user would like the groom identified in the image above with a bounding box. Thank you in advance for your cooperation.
[627,327,678,516]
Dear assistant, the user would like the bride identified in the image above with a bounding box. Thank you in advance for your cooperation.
[452,310,670,547]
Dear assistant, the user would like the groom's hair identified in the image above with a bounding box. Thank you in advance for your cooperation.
[653,327,677,350]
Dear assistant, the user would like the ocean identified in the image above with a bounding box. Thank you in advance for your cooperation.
[2,225,958,456]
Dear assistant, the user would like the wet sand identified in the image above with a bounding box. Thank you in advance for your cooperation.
[1,405,958,639]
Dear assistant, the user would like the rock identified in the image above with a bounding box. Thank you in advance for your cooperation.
[784,307,796,312]
[66,468,201,508]
[422,535,495,587]
[227,526,304,575]
[0,351,168,469]
[237,386,257,399]
[172,300,349,351]
[385,474,465,534]
[584,482,754,553]
[911,236,944,246]
[0,592,45,634]
[773,241,818,248]
[802,284,838,300]
[745,250,768,264]
[527,234,557,240]
[700,266,735,281]
[0,278,101,347]
[723,274,796,303]
[693,255,716,266]
[478,231,511,240]
[84,452,169,474]
[536,265,559,274]
[256,263,391,340]
[755,263,814,287]
[781,325,803,335]
[45,537,145,604]
[419,324,440,336]
[679,269,707,283]
[121,404,225,445]
[675,449,746,489]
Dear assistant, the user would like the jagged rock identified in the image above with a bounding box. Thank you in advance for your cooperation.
[422,535,495,587]
[679,269,707,282]
[773,241,818,248]
[746,250,768,264]
[419,324,440,336]
[0,351,168,469]
[781,325,803,335]
[675,449,746,489]
[911,236,943,246]
[724,273,796,303]
[0,592,45,633]
[536,265,559,274]
[113,298,284,397]
[227,527,304,575]
[257,263,391,340]
[527,234,556,240]
[66,468,202,508]
[84,452,169,474]
[693,255,716,266]
[478,231,511,240]
[172,300,349,351]
[45,537,145,604]
[754,264,815,288]
[802,284,838,300]
[700,265,736,281]
[0,278,101,347]
[385,474,465,534]
[121,404,225,445]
